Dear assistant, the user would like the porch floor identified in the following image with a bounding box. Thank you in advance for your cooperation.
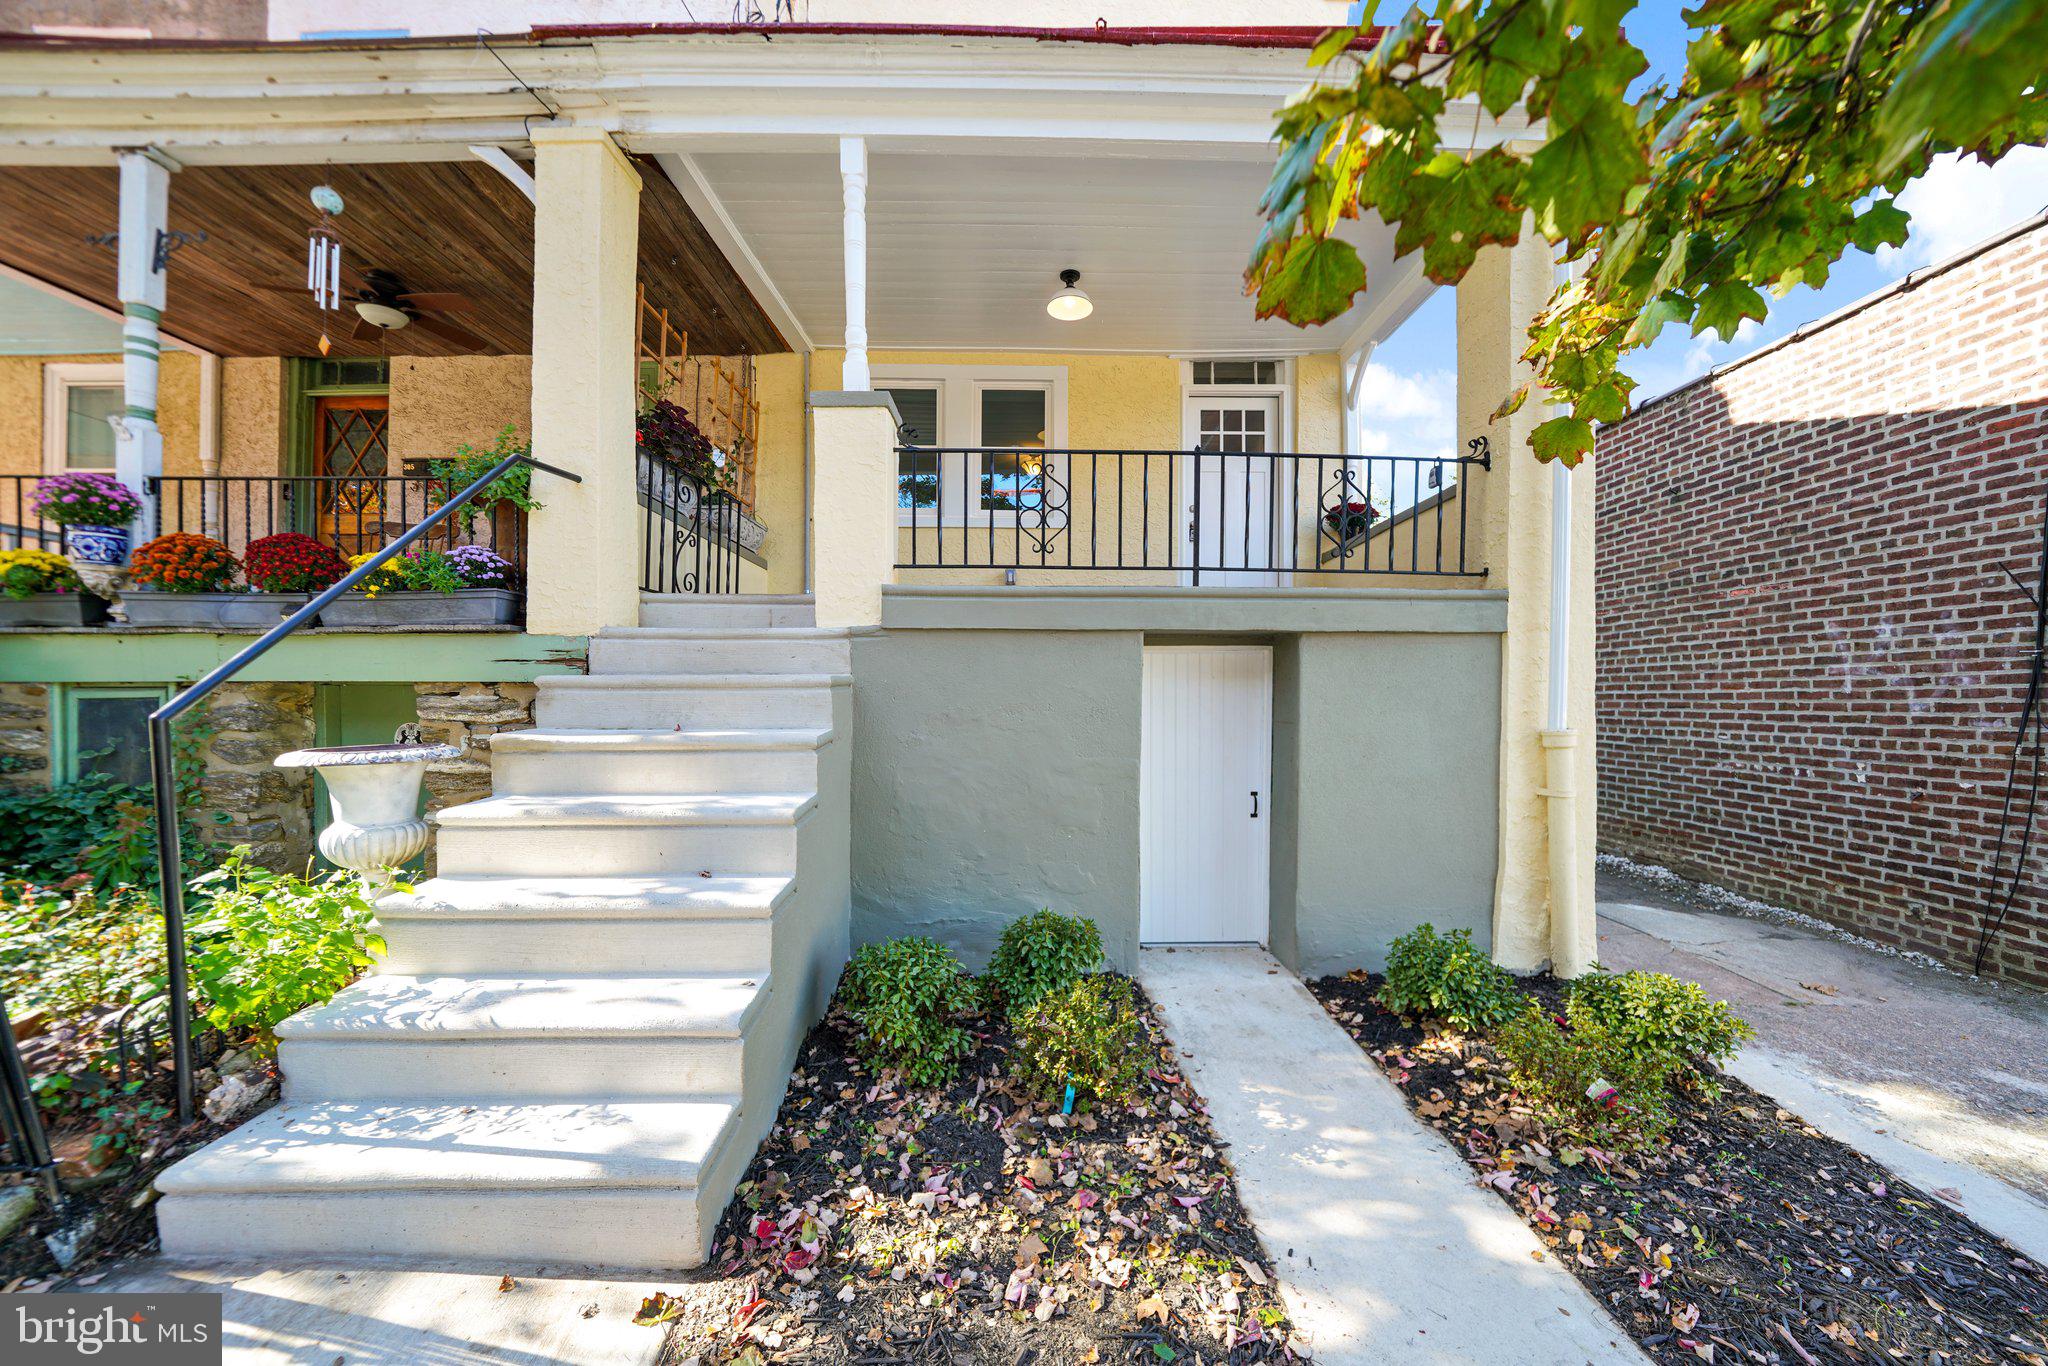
[1137,946,1642,1365]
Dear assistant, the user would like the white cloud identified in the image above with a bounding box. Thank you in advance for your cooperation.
[1352,362,1457,463]
[1880,145,2048,274]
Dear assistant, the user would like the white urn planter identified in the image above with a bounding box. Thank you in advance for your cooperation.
[274,741,463,890]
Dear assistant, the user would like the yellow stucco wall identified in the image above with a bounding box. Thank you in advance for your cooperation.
[0,352,201,480]
[389,354,531,466]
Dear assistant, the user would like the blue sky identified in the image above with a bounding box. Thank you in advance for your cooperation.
[1352,1,2048,462]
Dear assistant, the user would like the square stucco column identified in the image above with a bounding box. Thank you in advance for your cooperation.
[810,393,899,628]
[525,128,642,637]
[1459,234,1598,973]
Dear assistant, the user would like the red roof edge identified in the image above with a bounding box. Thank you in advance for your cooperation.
[525,22,1382,51]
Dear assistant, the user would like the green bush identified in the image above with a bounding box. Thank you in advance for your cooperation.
[1378,924,1526,1031]
[838,937,981,1086]
[1494,1006,1681,1149]
[1566,967,1754,1095]
[0,878,166,1025]
[985,909,1104,1015]
[1013,975,1144,1110]
[185,851,385,1048]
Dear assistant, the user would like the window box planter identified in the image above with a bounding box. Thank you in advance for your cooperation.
[121,590,308,629]
[316,588,520,628]
[0,592,110,627]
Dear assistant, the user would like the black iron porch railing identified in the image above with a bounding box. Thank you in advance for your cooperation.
[149,474,528,580]
[146,451,580,1123]
[0,988,62,1214]
[638,451,744,594]
[892,444,1491,579]
[1,474,69,553]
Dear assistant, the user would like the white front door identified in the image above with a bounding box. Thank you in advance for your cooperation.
[1183,395,1283,587]
[1140,645,1272,945]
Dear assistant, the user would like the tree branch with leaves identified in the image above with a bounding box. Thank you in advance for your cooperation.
[1249,0,2048,464]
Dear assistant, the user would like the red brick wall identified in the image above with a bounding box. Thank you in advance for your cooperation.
[1596,222,2048,988]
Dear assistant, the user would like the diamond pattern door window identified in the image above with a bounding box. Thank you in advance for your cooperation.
[314,394,391,557]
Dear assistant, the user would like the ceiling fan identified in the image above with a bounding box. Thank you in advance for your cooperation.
[262,267,489,352]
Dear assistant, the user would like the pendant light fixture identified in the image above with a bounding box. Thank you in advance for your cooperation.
[1046,268,1093,322]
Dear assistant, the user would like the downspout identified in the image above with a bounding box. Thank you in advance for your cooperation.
[1540,255,1592,976]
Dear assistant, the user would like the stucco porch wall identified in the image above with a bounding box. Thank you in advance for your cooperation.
[847,585,1505,977]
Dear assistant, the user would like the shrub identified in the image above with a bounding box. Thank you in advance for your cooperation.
[243,532,348,593]
[985,909,1104,1015]
[0,878,166,1025]
[429,424,540,534]
[1013,974,1144,1110]
[31,472,141,527]
[0,724,217,889]
[130,533,238,594]
[0,547,84,600]
[1378,924,1526,1032]
[185,850,385,1048]
[1566,967,1754,1095]
[1495,1006,1682,1149]
[838,937,980,1086]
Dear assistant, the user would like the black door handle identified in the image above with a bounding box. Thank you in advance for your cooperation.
[1250,790,1260,818]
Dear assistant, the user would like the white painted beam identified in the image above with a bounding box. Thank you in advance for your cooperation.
[467,144,536,204]
[652,152,811,353]
[113,146,176,541]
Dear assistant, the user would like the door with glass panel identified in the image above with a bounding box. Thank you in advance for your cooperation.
[313,393,392,558]
[1183,395,1283,586]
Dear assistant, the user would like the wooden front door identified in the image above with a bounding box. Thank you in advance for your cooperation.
[314,393,392,557]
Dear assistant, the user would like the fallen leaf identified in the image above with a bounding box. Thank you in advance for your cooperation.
[498,1275,516,1293]
[1799,982,1839,996]
[632,1292,682,1327]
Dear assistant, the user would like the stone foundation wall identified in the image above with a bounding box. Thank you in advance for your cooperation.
[413,681,536,813]
[199,683,315,871]
[0,683,51,788]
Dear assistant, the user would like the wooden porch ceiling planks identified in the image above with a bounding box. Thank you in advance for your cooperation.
[0,156,786,359]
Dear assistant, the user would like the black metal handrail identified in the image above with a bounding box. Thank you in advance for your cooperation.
[146,451,581,1123]
[892,443,1491,579]
[638,451,744,594]
[0,987,61,1212]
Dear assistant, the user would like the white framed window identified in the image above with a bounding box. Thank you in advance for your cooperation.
[42,362,124,475]
[874,364,1068,525]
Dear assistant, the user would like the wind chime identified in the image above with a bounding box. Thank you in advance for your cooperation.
[304,184,345,354]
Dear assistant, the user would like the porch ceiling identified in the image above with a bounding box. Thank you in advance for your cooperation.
[686,147,1417,356]
[0,156,786,358]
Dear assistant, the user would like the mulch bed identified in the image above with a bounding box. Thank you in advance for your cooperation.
[647,978,1299,1365]
[1309,972,2048,1366]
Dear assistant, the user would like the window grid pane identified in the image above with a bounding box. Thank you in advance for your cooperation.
[979,389,1046,512]
[65,385,120,470]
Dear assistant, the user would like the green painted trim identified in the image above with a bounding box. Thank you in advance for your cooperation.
[123,404,157,420]
[51,683,169,783]
[879,585,1510,635]
[283,358,392,485]
[0,630,586,685]
[122,302,162,323]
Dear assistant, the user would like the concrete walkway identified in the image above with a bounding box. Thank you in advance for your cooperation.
[1139,947,1641,1365]
[91,1259,676,1364]
[1598,863,2048,1262]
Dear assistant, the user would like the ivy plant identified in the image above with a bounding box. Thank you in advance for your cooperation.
[1250,1,2048,463]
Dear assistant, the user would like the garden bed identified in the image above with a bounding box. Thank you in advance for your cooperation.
[644,978,1297,1365]
[1310,972,2048,1365]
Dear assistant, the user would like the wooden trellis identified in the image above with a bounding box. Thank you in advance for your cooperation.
[638,282,762,512]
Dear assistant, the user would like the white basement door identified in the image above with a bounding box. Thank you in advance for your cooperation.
[1139,645,1273,945]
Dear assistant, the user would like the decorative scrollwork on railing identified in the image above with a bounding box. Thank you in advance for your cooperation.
[1317,463,1382,562]
[1019,457,1070,556]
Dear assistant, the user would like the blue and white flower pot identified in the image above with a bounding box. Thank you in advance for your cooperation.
[66,524,130,567]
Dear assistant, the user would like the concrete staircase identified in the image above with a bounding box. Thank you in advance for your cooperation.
[156,594,851,1269]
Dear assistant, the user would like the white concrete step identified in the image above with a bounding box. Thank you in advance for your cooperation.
[374,874,791,975]
[639,593,815,629]
[486,728,830,796]
[536,674,846,730]
[433,792,813,878]
[276,973,767,1100]
[156,1098,737,1266]
[591,627,853,676]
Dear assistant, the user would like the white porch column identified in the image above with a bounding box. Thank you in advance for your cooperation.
[525,127,643,636]
[1459,232,1597,975]
[839,136,870,391]
[113,147,177,542]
